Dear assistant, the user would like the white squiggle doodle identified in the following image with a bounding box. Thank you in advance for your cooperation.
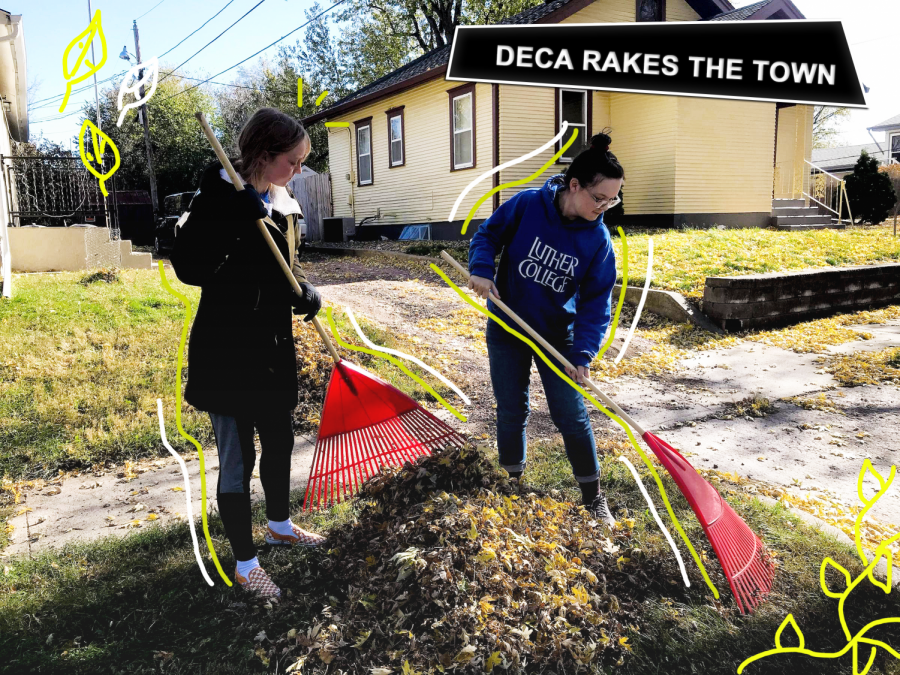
[614,238,654,365]
[344,307,471,406]
[117,56,159,128]
[618,454,690,587]
[156,398,214,587]
[447,123,569,223]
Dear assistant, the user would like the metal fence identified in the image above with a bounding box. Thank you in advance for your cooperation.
[1,154,120,239]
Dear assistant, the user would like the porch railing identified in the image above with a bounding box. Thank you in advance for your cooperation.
[774,159,853,225]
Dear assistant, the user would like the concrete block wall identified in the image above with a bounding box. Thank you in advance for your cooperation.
[702,263,900,331]
[8,228,151,272]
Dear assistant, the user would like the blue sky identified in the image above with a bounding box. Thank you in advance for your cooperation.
[23,0,900,147]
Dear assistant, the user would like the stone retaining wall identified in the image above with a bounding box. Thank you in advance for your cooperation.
[703,263,900,331]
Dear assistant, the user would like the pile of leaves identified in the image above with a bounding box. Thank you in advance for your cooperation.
[274,445,668,673]
[78,268,119,285]
[725,394,776,419]
[817,345,900,387]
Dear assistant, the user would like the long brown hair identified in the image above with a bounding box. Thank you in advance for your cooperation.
[233,108,309,182]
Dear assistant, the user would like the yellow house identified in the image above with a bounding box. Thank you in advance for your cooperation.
[303,0,812,239]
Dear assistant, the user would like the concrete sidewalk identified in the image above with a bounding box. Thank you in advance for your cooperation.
[5,437,316,558]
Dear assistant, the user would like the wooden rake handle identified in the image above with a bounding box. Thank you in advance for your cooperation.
[195,112,341,364]
[439,250,646,436]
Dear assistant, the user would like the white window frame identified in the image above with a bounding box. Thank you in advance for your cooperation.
[356,121,373,186]
[452,91,474,170]
[558,88,588,164]
[389,113,404,167]
[890,132,900,164]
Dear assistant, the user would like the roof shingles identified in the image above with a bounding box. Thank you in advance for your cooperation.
[706,0,774,20]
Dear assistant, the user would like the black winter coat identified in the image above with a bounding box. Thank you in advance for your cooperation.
[170,162,308,415]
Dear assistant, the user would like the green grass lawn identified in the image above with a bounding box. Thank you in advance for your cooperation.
[0,270,447,485]
[612,226,900,301]
[1,443,898,674]
[0,269,208,481]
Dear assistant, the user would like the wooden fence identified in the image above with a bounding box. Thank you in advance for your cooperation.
[291,172,333,242]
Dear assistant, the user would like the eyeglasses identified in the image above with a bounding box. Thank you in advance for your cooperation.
[585,190,621,209]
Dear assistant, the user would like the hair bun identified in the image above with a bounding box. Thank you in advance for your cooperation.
[589,132,612,153]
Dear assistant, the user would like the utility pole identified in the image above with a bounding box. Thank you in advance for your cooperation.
[88,0,101,129]
[133,20,159,219]
[88,0,110,232]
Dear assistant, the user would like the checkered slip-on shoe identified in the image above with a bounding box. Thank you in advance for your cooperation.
[235,566,282,598]
[265,523,327,548]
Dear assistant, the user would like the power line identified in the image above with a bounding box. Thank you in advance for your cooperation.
[31,1,345,126]
[158,0,346,104]
[158,0,237,59]
[158,0,269,84]
[29,0,238,110]
[135,0,169,21]
[30,72,297,124]
[27,70,129,110]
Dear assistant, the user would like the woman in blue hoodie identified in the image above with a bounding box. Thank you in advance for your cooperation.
[468,131,624,526]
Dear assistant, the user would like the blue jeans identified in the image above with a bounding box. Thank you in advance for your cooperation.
[486,319,600,483]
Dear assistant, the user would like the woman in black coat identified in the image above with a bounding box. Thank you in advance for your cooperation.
[171,108,325,599]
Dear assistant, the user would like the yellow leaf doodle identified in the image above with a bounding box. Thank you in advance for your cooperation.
[819,558,852,599]
[739,459,900,674]
[60,10,107,113]
[78,120,120,197]
[774,615,805,650]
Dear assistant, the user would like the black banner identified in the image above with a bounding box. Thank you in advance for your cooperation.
[446,21,865,107]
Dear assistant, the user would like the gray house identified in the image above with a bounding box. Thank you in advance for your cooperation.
[811,112,900,179]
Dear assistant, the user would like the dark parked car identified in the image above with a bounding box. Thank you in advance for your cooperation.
[154,190,307,255]
[154,191,197,255]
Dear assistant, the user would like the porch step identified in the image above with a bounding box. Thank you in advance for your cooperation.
[118,240,152,269]
[774,214,833,226]
[772,198,805,208]
[121,252,153,269]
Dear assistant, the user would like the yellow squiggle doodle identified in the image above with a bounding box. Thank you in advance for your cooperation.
[459,129,579,235]
[430,263,719,597]
[596,226,628,361]
[158,262,232,587]
[325,307,467,422]
[738,458,899,675]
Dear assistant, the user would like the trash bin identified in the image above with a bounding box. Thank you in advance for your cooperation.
[323,217,356,243]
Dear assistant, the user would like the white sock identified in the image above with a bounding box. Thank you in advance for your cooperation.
[268,518,295,536]
[236,557,260,578]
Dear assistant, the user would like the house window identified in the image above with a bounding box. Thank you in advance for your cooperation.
[636,0,665,21]
[448,83,476,170]
[557,89,590,162]
[355,117,373,186]
[386,107,405,167]
[891,133,900,164]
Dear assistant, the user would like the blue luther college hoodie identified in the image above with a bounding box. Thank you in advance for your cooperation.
[468,174,616,368]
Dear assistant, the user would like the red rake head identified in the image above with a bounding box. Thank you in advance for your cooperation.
[304,361,466,510]
[642,431,775,614]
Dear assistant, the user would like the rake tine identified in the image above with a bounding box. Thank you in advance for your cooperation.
[389,416,423,464]
[359,426,384,478]
[382,418,412,467]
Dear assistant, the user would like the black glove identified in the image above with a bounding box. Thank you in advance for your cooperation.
[234,185,268,221]
[292,282,322,321]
